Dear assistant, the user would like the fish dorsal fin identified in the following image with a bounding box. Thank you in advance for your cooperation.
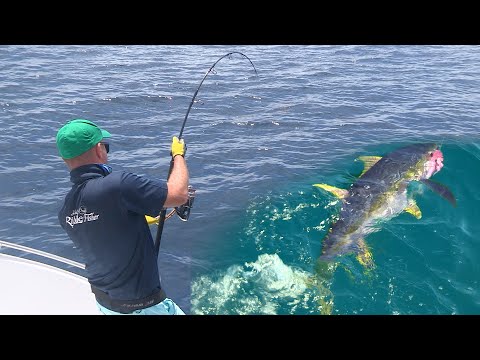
[404,200,422,219]
[420,179,457,207]
[313,183,349,199]
[356,156,382,177]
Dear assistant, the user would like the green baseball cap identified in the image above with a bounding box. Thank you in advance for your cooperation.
[56,119,111,159]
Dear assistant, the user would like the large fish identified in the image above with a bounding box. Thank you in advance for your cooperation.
[314,143,455,265]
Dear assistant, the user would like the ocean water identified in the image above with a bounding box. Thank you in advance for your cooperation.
[0,45,479,315]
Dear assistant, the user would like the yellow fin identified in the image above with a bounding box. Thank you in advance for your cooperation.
[145,215,159,225]
[404,201,422,219]
[356,156,382,176]
[313,183,349,199]
[356,238,375,270]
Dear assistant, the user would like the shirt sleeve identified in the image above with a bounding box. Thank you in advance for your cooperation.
[118,172,168,217]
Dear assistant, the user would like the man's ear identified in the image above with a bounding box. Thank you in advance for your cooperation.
[95,142,103,157]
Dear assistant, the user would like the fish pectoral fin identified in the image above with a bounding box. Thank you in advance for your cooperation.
[404,201,422,219]
[356,156,382,177]
[145,215,159,225]
[356,238,375,270]
[420,179,457,207]
[313,183,349,199]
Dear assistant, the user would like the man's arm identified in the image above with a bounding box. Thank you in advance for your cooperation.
[164,137,189,208]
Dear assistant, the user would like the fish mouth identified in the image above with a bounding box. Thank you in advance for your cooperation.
[423,148,444,179]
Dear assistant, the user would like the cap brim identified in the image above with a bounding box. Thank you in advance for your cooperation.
[101,129,111,139]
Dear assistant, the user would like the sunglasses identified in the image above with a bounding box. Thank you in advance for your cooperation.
[100,142,110,154]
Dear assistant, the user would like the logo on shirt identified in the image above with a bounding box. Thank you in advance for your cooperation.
[66,206,100,228]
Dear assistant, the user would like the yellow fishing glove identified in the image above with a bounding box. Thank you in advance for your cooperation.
[171,136,187,158]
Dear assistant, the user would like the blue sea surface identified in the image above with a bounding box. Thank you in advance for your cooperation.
[0,45,479,314]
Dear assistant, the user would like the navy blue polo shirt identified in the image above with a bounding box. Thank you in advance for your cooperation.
[58,164,168,301]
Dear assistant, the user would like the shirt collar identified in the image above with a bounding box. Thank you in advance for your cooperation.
[70,164,111,184]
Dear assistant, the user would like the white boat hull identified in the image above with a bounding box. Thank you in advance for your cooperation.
[0,253,101,315]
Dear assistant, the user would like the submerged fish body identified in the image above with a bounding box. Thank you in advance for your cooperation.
[314,143,455,263]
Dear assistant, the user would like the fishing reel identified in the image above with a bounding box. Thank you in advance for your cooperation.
[175,185,196,221]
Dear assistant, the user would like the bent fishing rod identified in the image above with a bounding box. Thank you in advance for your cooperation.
[154,51,258,255]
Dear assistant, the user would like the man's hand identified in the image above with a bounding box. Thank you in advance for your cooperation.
[171,136,187,158]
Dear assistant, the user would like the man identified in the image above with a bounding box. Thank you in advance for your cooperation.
[56,118,189,315]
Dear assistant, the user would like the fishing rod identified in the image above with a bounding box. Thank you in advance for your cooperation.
[154,51,258,255]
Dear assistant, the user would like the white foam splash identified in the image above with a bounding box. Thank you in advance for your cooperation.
[191,253,315,315]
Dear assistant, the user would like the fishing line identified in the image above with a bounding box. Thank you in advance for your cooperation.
[154,51,258,255]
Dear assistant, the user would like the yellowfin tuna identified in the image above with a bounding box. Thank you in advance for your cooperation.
[314,143,455,263]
